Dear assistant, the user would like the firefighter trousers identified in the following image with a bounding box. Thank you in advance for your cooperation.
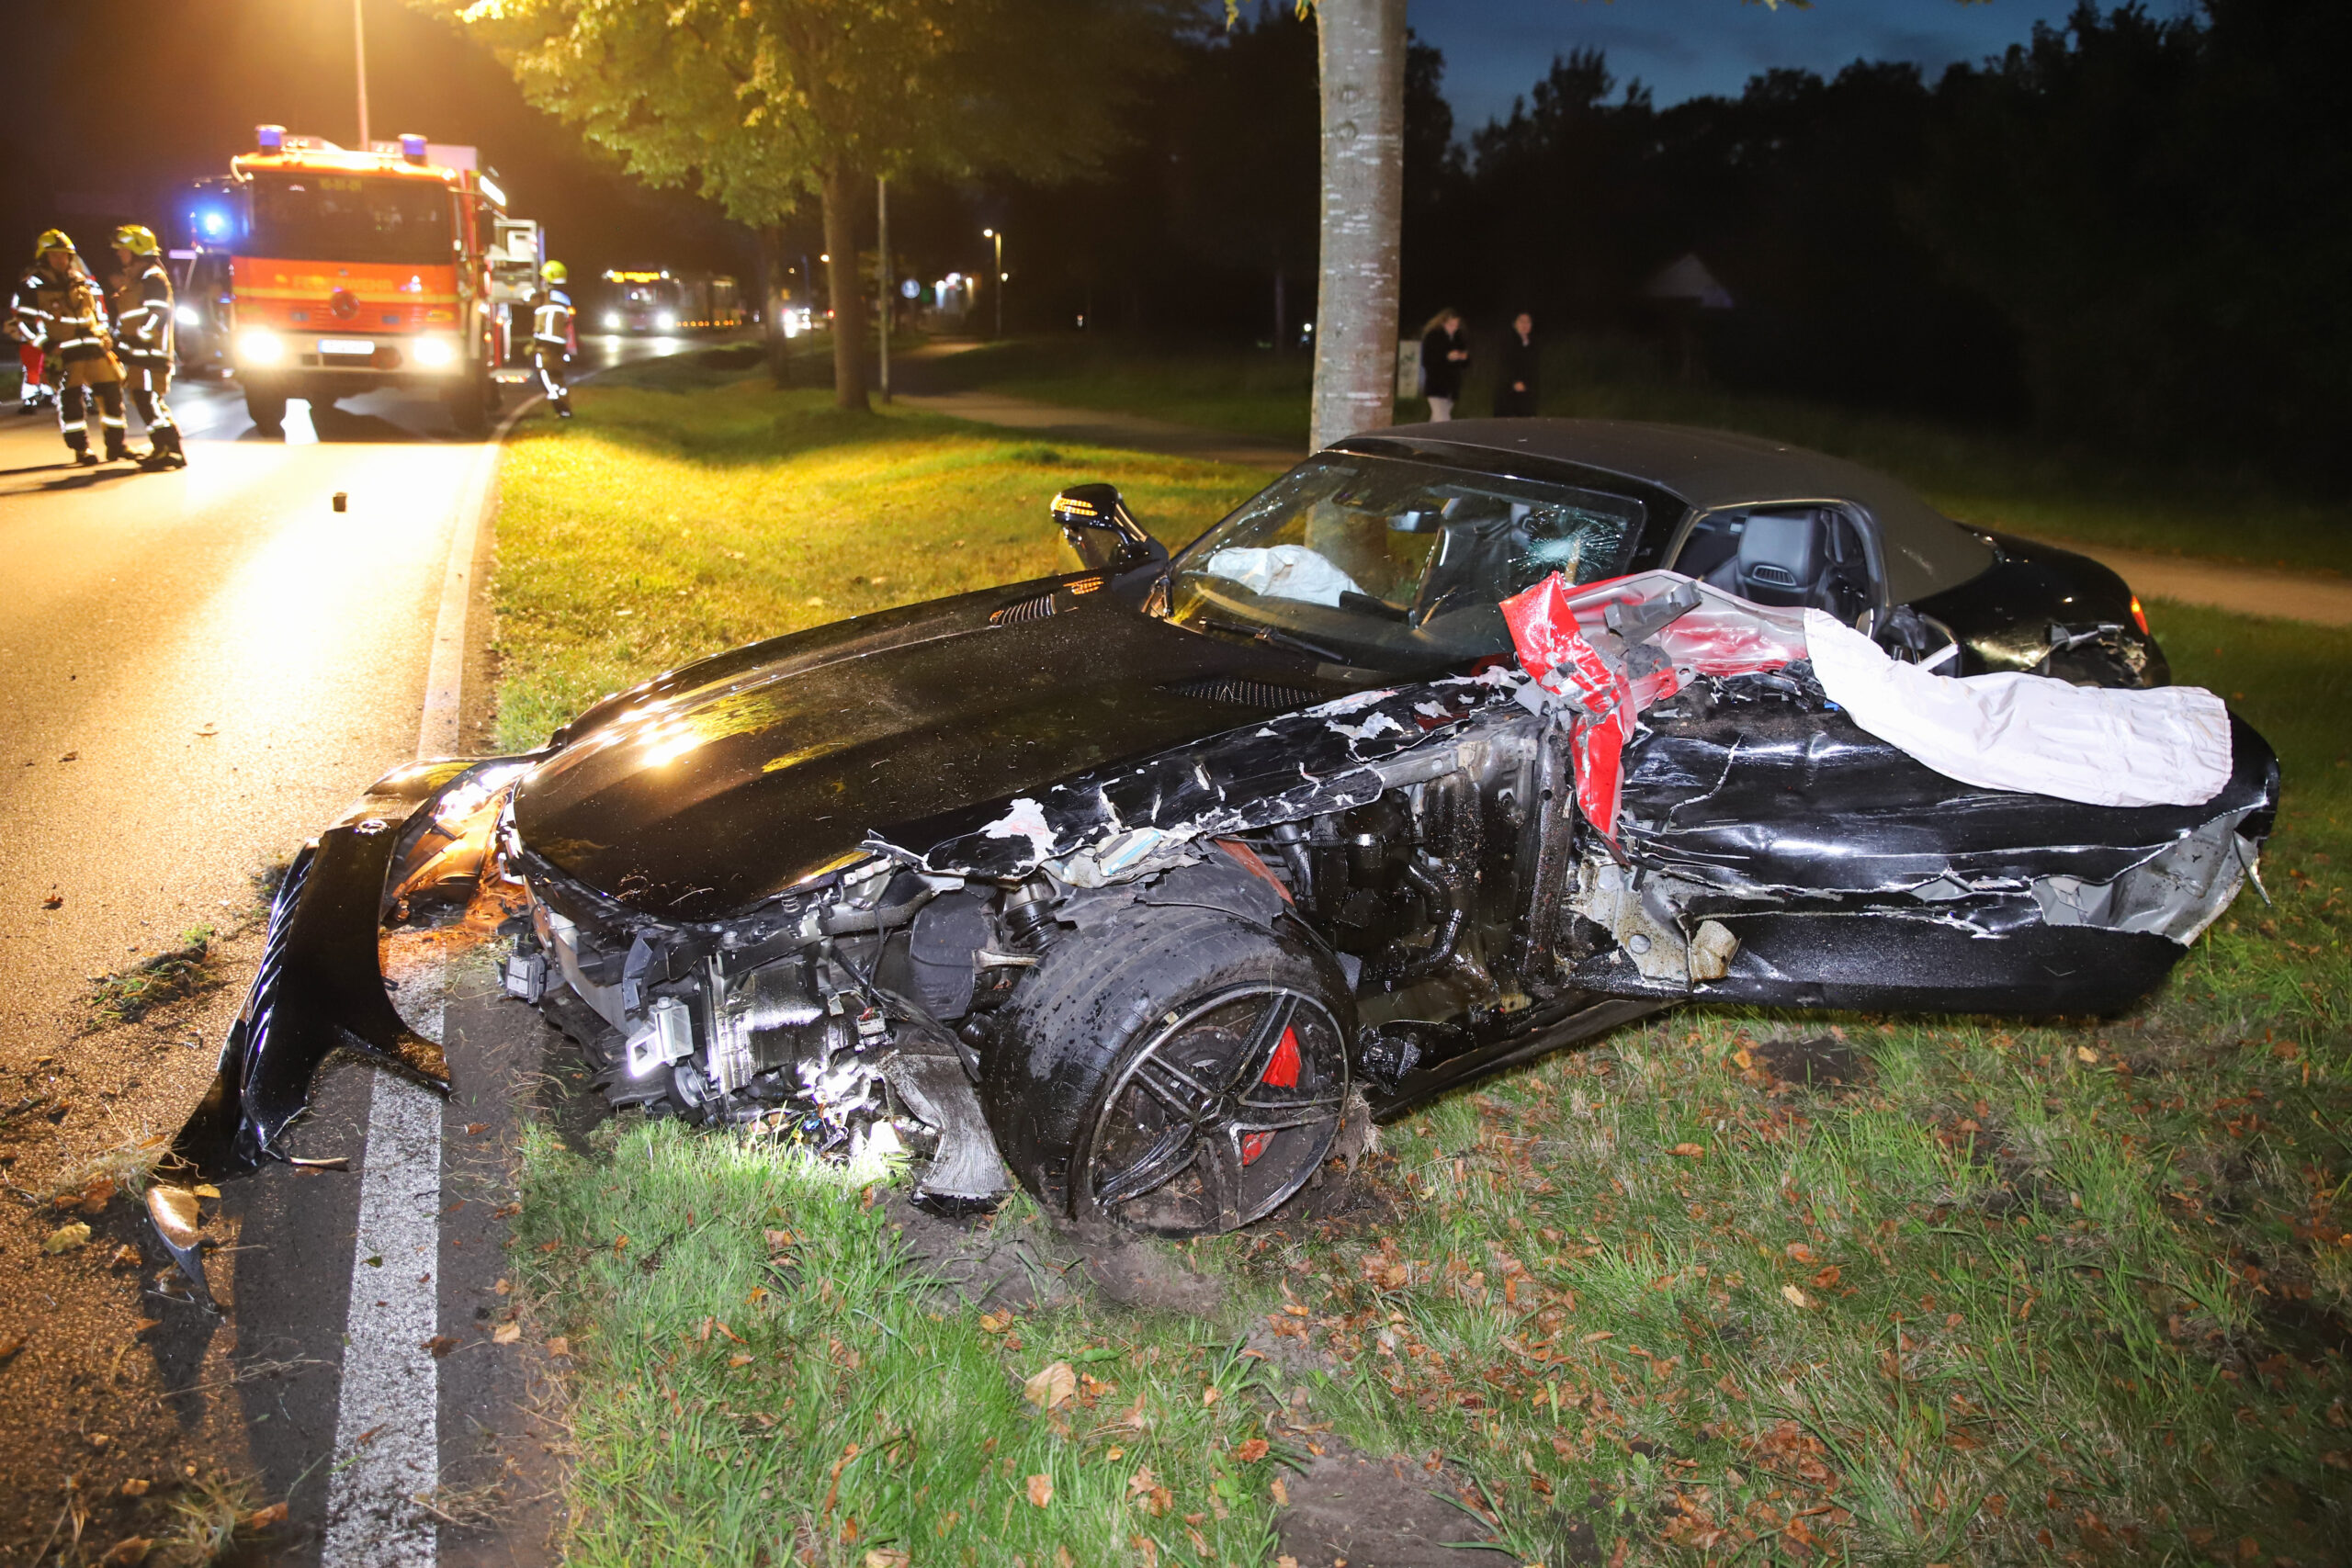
[124,359,180,458]
[532,344,571,413]
[60,375,127,458]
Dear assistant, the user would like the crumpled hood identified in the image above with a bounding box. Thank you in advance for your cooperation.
[512,581,1346,919]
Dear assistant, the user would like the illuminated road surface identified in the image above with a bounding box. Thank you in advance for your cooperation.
[0,336,697,1562]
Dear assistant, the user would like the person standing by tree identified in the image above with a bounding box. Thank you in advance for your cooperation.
[1495,310,1539,417]
[1419,308,1469,422]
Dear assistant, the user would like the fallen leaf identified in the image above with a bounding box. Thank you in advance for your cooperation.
[1670,1143,1705,1157]
[1202,1384,1221,1407]
[423,1336,459,1358]
[119,1479,149,1497]
[243,1503,288,1530]
[978,1311,1011,1334]
[1271,1476,1290,1506]
[2076,1046,2099,1065]
[729,1353,753,1368]
[40,896,62,910]
[1057,1548,1075,1568]
[493,1278,511,1296]
[192,1184,220,1199]
[1811,1265,1842,1290]
[465,1123,489,1136]
[86,1433,112,1450]
[43,1223,91,1254]
[1025,1360,1077,1410]
[99,1539,150,1566]
[1784,1243,1818,1264]
[547,1337,571,1359]
[1580,1331,1614,1343]
[1026,1472,1054,1507]
[491,1323,522,1346]
[1236,1438,1270,1463]
[864,1552,911,1568]
[0,1334,24,1362]
[1781,1285,1813,1309]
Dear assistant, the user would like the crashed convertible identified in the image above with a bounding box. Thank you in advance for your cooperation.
[153,419,2278,1258]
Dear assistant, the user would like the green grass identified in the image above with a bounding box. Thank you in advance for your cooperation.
[495,377,2351,1564]
[921,336,2352,578]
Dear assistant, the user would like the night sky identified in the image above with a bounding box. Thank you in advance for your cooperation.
[1,1,2154,276]
[1410,0,2187,125]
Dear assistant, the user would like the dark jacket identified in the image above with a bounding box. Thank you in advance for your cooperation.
[1495,328,1539,417]
[1419,324,1467,400]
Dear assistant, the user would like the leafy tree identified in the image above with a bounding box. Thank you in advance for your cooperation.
[428,0,1174,407]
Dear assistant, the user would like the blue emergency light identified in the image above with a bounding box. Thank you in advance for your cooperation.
[400,133,428,164]
[256,124,286,152]
[195,207,232,241]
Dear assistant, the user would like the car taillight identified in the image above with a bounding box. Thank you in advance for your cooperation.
[2129,594,2150,637]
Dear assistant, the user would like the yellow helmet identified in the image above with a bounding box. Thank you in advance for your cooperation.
[35,228,76,258]
[541,260,568,285]
[113,224,160,256]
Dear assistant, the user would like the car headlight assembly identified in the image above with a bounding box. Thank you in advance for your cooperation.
[412,335,458,369]
[234,328,284,366]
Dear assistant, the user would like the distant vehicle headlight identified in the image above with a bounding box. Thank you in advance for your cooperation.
[604,312,620,330]
[175,305,202,328]
[234,328,284,365]
[412,335,458,368]
[657,311,676,330]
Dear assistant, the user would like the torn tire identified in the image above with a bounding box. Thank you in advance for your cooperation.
[985,902,1352,1236]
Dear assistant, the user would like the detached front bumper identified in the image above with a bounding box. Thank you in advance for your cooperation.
[148,757,531,1303]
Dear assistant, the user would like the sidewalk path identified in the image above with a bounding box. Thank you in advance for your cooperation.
[894,387,2352,627]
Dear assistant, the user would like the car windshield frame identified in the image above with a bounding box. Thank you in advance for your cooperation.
[1162,451,1652,672]
[245,174,455,266]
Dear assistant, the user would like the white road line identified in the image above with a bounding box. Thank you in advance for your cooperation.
[321,400,533,1564]
[321,1069,444,1568]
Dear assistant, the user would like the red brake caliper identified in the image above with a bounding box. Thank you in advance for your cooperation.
[1238,1025,1303,1167]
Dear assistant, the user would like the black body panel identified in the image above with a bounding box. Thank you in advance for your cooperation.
[512,578,1357,919]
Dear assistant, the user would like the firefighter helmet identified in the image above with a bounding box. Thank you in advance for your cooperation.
[34,229,76,259]
[541,261,568,285]
[112,224,161,256]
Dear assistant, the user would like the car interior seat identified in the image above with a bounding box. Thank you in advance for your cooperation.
[1692,507,1873,620]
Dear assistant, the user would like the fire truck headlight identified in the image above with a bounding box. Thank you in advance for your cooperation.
[234,329,284,366]
[603,312,620,330]
[175,305,202,328]
[413,335,459,369]
[657,311,677,330]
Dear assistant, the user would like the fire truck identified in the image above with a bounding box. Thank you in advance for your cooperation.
[187,126,535,435]
[595,270,748,334]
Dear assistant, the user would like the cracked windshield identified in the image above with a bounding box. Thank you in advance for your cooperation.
[1167,453,1644,666]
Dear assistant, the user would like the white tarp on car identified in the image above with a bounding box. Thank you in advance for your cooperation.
[1801,608,2233,808]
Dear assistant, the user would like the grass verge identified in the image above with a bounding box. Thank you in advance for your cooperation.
[496,373,2350,1563]
[919,336,2352,578]
[81,926,220,1032]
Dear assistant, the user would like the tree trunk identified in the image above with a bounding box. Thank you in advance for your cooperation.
[821,162,868,411]
[758,224,790,388]
[1309,0,1405,451]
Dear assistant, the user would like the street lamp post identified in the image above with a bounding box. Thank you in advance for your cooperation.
[352,0,371,150]
[982,228,1004,340]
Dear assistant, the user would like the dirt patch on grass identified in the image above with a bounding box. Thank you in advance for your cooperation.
[1750,1032,1873,1089]
[1273,1440,1563,1567]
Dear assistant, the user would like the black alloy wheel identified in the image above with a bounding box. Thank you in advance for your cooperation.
[986,901,1354,1237]
[1081,984,1349,1234]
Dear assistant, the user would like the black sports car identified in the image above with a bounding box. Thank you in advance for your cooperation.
[153,420,2275,1267]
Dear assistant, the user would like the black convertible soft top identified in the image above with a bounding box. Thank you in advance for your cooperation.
[1343,418,1997,605]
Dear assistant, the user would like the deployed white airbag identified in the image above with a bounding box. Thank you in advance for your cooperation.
[1801,609,2233,808]
[1205,545,1363,607]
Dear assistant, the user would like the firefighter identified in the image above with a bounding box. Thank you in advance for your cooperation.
[6,261,54,414]
[108,225,185,470]
[531,260,575,419]
[24,231,128,464]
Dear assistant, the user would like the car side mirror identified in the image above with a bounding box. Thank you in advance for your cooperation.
[1051,484,1169,576]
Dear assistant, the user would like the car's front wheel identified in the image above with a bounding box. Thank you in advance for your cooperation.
[985,903,1353,1236]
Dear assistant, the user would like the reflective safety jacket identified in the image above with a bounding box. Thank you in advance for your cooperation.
[108,259,174,365]
[532,288,573,350]
[20,263,114,367]
[6,269,41,344]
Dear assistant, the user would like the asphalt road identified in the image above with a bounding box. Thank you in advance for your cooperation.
[0,338,686,1564]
